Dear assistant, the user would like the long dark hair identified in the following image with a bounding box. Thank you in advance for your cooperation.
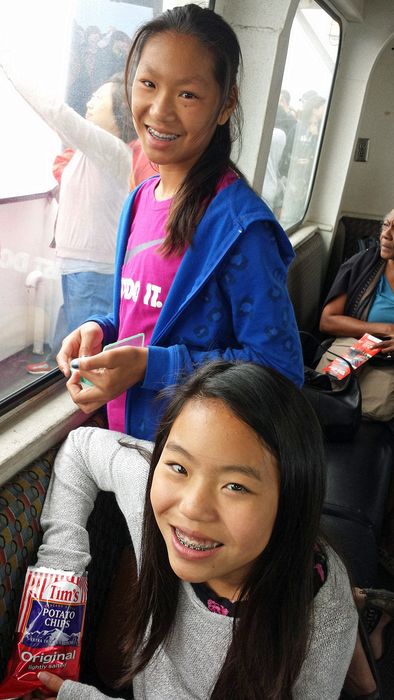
[119,360,327,699]
[124,4,244,255]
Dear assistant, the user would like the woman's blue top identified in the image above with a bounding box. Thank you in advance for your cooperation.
[368,273,394,323]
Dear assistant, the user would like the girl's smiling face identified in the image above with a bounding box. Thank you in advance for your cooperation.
[131,31,235,189]
[150,398,280,601]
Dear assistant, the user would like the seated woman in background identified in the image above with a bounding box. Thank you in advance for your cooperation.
[318,209,394,422]
[320,210,394,350]
[318,213,394,692]
[33,361,357,700]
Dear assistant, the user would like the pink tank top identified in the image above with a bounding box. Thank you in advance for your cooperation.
[108,170,238,432]
[107,177,183,431]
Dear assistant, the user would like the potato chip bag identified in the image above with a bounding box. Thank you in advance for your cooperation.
[0,567,87,698]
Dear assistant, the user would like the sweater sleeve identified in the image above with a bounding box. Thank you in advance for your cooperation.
[293,548,358,699]
[1,63,132,186]
[37,426,152,574]
[144,220,304,389]
[58,679,119,700]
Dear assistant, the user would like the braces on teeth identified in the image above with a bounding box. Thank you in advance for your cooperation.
[175,528,221,551]
[148,127,178,141]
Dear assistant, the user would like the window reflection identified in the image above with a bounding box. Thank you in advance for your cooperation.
[0,0,157,401]
[262,0,340,230]
[66,22,132,117]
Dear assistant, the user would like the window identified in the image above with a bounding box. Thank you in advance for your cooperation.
[262,0,340,231]
[0,0,210,414]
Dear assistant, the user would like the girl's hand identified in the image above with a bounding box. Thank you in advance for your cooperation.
[56,322,104,378]
[18,672,64,698]
[66,346,148,413]
[37,670,64,698]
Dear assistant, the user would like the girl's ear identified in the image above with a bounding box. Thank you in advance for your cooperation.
[217,85,238,126]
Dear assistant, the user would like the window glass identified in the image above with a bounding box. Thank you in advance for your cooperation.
[0,0,208,411]
[262,0,340,231]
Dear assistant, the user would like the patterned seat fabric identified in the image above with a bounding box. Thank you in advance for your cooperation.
[0,451,54,678]
[0,409,109,682]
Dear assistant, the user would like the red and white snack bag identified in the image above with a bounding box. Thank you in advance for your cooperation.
[0,566,87,699]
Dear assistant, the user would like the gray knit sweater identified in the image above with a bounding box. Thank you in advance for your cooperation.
[37,427,358,700]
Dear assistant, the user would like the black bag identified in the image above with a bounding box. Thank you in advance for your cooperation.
[368,351,394,366]
[300,332,362,442]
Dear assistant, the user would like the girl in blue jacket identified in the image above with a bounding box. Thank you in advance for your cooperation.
[57,3,303,441]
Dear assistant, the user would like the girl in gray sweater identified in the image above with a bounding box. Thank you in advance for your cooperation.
[35,360,357,700]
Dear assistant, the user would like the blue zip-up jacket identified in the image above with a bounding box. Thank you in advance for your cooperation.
[89,177,303,439]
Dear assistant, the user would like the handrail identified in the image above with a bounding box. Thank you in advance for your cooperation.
[0,187,57,205]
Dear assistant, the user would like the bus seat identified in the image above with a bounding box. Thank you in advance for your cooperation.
[0,450,54,679]
[323,216,381,300]
[321,513,378,587]
[0,477,130,693]
[322,421,393,587]
[0,410,114,685]
[287,230,325,333]
[340,216,381,262]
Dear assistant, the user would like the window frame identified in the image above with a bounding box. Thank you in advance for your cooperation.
[0,0,341,418]
[0,368,62,420]
[0,0,217,419]
[278,0,342,236]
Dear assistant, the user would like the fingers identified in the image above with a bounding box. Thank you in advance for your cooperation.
[37,670,64,695]
[69,352,118,386]
[71,352,107,372]
[56,345,73,377]
[375,340,394,353]
[56,330,81,377]
[78,322,104,358]
[66,346,148,410]
[66,375,105,414]
[57,323,104,377]
[66,367,116,411]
